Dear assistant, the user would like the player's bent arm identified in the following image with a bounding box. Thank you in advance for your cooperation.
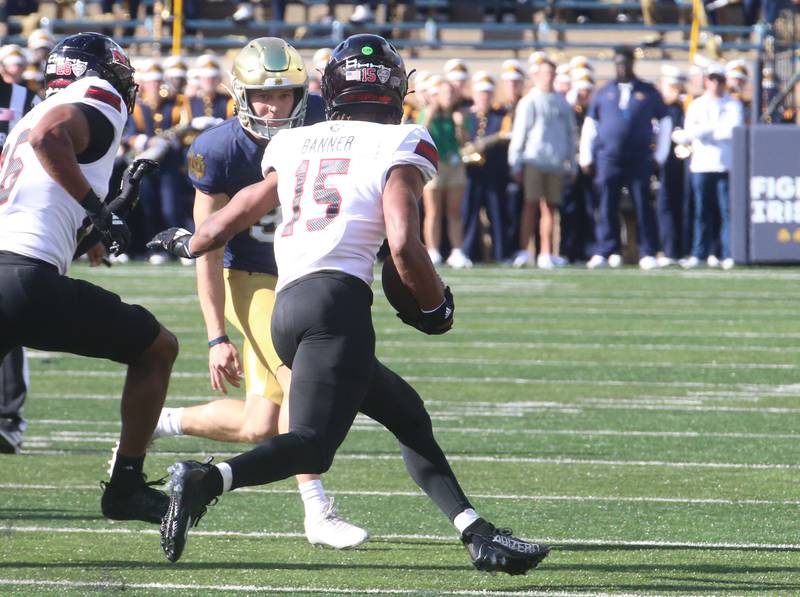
[383,164,445,311]
[189,172,280,256]
[28,103,93,201]
[194,190,231,341]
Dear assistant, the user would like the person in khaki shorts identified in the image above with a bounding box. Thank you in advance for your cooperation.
[508,59,576,268]
[418,78,472,268]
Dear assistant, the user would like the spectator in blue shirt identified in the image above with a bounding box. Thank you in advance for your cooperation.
[579,46,672,270]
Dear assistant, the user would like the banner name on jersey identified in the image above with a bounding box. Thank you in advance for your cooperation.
[46,56,88,78]
[301,134,355,155]
[344,58,391,84]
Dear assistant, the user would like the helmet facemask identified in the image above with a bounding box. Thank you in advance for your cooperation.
[229,37,309,142]
[233,80,308,141]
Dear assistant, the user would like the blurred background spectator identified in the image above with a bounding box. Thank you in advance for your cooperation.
[673,63,744,270]
[508,57,576,269]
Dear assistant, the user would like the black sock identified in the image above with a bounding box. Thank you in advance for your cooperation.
[205,465,224,498]
[110,454,145,490]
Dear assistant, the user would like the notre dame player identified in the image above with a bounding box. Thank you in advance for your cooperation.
[0,33,176,524]
[150,34,550,574]
[146,38,367,548]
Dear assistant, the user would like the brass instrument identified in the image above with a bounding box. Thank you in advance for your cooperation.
[461,131,511,166]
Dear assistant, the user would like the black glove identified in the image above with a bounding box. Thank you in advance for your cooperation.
[147,227,195,259]
[107,158,159,219]
[398,286,455,335]
[106,213,131,256]
[82,189,131,256]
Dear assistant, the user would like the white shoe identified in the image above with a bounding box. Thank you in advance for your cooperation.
[349,3,375,23]
[679,256,701,269]
[638,255,659,271]
[721,257,735,270]
[110,253,130,264]
[511,250,530,268]
[608,253,623,268]
[446,248,473,269]
[148,253,169,266]
[707,255,721,268]
[179,257,195,267]
[587,254,608,269]
[536,254,555,269]
[550,255,568,267]
[427,248,442,266]
[305,498,369,549]
[656,256,677,268]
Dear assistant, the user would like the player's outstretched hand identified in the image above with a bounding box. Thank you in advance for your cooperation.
[147,228,195,259]
[398,286,454,335]
[106,214,131,256]
[208,341,243,394]
[108,158,159,219]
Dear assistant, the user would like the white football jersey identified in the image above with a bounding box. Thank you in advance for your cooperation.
[262,120,438,291]
[0,77,127,274]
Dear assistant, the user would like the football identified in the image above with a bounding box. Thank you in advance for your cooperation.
[381,255,419,319]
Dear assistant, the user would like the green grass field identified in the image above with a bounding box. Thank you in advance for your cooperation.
[2,263,799,596]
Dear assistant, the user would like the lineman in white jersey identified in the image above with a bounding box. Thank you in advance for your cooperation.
[150,34,550,574]
[0,33,177,525]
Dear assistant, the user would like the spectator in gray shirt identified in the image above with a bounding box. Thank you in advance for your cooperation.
[508,59,576,269]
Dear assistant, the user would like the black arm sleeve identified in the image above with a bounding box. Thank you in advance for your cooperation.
[75,103,115,164]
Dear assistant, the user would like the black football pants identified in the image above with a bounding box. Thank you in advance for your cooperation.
[0,346,27,427]
[225,270,473,522]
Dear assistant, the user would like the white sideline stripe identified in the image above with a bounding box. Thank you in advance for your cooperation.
[26,422,800,441]
[28,392,800,414]
[4,527,800,552]
[29,355,800,376]
[18,449,800,470]
[381,338,800,355]
[399,327,800,341]
[3,483,799,506]
[0,580,734,597]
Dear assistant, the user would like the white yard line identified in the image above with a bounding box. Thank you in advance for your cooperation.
[17,449,800,470]
[25,421,800,441]
[0,578,726,597]
[2,483,799,506]
[3,527,799,552]
[26,391,800,414]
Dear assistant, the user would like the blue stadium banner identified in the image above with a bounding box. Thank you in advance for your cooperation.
[746,125,800,263]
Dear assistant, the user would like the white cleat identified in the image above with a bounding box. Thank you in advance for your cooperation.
[511,250,530,268]
[446,248,473,269]
[305,498,369,549]
[721,257,735,270]
[638,255,660,271]
[607,253,623,268]
[427,248,443,266]
[586,254,608,269]
[707,255,721,268]
[679,256,701,269]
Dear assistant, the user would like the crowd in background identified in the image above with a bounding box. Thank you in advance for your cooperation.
[0,32,777,270]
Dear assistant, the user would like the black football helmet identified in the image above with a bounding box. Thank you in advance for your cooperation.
[321,34,407,123]
[45,32,137,114]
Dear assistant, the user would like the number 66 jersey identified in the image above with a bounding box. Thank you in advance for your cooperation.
[263,120,439,292]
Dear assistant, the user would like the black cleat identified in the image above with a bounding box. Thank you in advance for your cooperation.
[100,476,169,524]
[160,459,217,562]
[0,418,23,454]
[460,518,549,575]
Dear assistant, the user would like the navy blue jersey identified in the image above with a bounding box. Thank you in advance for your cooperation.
[588,78,668,162]
[187,93,325,274]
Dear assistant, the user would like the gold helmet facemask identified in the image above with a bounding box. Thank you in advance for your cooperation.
[229,37,309,141]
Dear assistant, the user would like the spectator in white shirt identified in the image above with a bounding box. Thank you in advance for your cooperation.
[672,64,744,270]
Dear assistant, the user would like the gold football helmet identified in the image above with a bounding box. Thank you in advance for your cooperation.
[229,37,308,140]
